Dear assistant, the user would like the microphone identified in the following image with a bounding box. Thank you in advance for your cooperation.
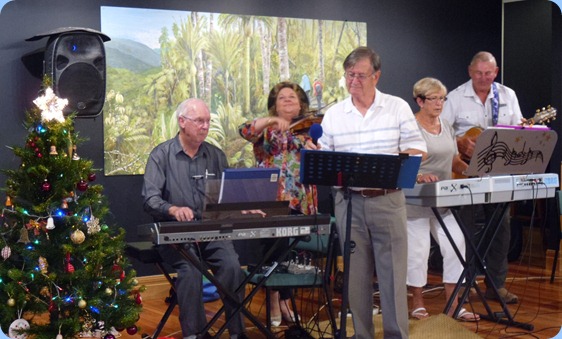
[309,123,323,145]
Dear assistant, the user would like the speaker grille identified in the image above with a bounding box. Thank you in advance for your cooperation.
[58,63,104,113]
[45,33,106,118]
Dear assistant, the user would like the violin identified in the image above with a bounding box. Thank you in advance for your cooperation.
[289,114,323,133]
[288,100,336,133]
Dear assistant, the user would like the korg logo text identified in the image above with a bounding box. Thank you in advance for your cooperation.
[276,227,299,237]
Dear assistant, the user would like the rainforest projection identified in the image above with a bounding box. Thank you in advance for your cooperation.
[101,6,366,175]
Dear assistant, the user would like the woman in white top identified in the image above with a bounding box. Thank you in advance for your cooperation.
[406,77,479,322]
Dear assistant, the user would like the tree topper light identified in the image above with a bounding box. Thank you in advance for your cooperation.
[33,87,67,123]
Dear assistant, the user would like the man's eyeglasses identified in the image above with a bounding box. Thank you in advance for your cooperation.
[180,115,211,128]
[344,71,374,81]
[423,96,447,103]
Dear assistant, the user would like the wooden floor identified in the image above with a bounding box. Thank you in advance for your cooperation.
[123,262,562,339]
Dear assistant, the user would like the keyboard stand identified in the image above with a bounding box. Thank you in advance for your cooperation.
[432,203,533,331]
[176,235,309,338]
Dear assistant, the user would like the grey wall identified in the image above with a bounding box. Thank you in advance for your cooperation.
[504,1,562,251]
[0,0,503,274]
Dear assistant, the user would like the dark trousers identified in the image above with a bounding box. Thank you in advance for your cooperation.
[459,203,511,290]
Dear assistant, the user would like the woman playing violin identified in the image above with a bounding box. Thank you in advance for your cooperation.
[238,81,318,327]
[238,81,318,215]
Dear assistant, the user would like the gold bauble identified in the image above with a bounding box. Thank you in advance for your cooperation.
[70,229,85,244]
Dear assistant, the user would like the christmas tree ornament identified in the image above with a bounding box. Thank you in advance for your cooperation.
[56,333,62,339]
[7,298,15,307]
[70,229,85,244]
[66,262,75,273]
[9,318,30,339]
[61,199,68,209]
[72,145,80,160]
[77,299,87,309]
[33,87,67,123]
[76,179,88,192]
[27,219,41,235]
[87,172,96,182]
[1,245,11,260]
[131,278,139,286]
[39,286,50,297]
[126,326,138,335]
[49,145,58,155]
[38,256,48,274]
[86,216,101,234]
[46,217,55,230]
[135,293,142,305]
[5,195,12,207]
[41,179,51,192]
[104,334,115,339]
[66,252,75,273]
[18,227,30,243]
[36,152,43,158]
[48,301,57,313]
[104,288,113,296]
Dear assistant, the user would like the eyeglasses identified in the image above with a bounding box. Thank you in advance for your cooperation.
[424,96,447,103]
[180,115,211,128]
[344,71,374,81]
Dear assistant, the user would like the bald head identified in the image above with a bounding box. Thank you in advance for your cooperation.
[175,98,210,119]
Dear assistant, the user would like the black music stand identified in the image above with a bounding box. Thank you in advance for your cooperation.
[300,149,421,339]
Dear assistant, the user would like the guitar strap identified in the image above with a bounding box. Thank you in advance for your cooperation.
[491,82,499,126]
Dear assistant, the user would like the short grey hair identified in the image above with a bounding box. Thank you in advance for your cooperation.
[470,51,497,67]
[413,77,447,99]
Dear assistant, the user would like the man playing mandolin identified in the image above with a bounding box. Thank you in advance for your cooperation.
[441,51,524,304]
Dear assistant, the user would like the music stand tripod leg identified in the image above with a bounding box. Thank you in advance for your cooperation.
[334,188,353,339]
[323,223,340,336]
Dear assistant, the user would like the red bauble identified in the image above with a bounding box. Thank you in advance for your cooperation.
[41,180,51,192]
[66,262,75,273]
[104,334,115,339]
[76,179,88,191]
[48,301,57,313]
[126,326,138,335]
[37,153,43,158]
[135,293,142,305]
[87,173,96,182]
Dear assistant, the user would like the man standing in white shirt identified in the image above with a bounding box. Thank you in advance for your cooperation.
[314,46,427,339]
[441,51,524,304]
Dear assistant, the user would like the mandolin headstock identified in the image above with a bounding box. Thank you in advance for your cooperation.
[528,106,557,125]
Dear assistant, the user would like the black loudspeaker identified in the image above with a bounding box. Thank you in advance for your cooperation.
[24,28,110,118]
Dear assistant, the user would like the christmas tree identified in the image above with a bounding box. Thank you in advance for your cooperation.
[0,80,143,339]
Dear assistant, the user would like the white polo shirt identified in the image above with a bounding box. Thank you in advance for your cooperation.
[319,89,427,155]
[441,80,523,136]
